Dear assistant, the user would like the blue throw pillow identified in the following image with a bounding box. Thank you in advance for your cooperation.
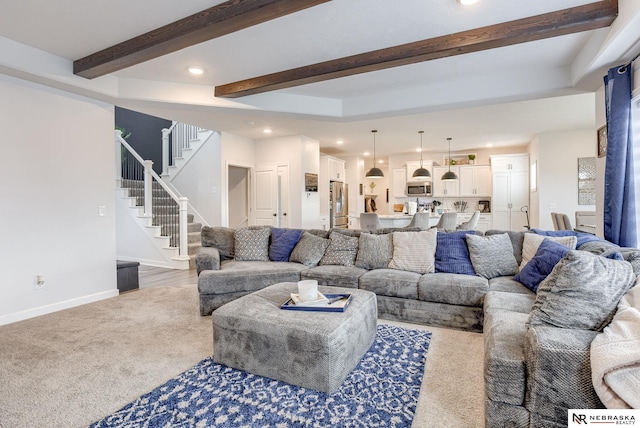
[269,228,303,262]
[514,238,570,292]
[531,228,607,248]
[435,230,476,275]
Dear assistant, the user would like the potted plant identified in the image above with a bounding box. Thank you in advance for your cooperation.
[468,154,476,165]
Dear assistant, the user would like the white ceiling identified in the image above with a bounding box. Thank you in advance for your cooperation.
[1,0,638,158]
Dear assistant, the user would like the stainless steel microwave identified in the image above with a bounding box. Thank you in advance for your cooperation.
[406,183,432,196]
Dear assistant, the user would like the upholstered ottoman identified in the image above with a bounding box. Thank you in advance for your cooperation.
[212,282,377,393]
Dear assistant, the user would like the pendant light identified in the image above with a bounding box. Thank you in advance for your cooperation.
[441,137,459,181]
[412,131,431,179]
[365,130,384,178]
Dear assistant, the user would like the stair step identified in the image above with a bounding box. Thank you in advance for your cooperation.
[188,222,201,232]
[188,232,201,244]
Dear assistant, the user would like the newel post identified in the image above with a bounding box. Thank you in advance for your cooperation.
[115,130,123,187]
[178,197,189,259]
[143,160,154,218]
[161,128,170,176]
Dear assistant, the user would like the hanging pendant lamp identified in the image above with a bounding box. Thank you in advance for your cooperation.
[441,137,459,181]
[412,131,431,178]
[365,130,384,178]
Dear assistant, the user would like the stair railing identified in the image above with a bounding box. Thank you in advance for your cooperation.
[161,122,202,176]
[115,130,189,260]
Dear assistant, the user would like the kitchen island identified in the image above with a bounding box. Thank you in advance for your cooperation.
[377,213,441,228]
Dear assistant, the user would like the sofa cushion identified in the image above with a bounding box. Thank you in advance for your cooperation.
[301,265,367,289]
[320,231,359,266]
[269,228,302,262]
[418,273,488,307]
[201,226,235,260]
[358,269,420,299]
[519,233,576,271]
[484,290,535,315]
[354,232,393,270]
[488,276,532,295]
[514,239,571,292]
[528,250,636,331]
[234,227,271,261]
[466,233,519,279]
[289,231,330,267]
[388,229,437,274]
[484,309,530,406]
[198,261,306,294]
[434,230,476,275]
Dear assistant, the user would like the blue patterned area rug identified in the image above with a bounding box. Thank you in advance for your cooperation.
[91,324,431,428]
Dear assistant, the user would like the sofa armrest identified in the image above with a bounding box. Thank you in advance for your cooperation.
[525,325,603,427]
[195,246,221,275]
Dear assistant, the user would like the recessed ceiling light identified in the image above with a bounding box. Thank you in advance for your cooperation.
[486,143,493,147]
[457,0,479,5]
[336,140,344,145]
[263,128,272,134]
[416,148,422,152]
[187,66,204,75]
[364,152,370,156]
[378,160,384,164]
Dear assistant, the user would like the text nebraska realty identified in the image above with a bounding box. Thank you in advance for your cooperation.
[573,413,636,425]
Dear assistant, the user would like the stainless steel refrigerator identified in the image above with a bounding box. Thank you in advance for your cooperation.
[329,181,348,229]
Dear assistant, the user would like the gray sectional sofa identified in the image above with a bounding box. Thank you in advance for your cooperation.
[195,225,640,427]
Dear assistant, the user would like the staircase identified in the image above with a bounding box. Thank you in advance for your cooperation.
[115,126,208,270]
[120,179,202,268]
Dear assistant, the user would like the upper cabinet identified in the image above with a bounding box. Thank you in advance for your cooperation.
[405,161,433,182]
[432,166,460,197]
[322,156,345,182]
[459,165,492,197]
[392,168,407,199]
[490,154,529,173]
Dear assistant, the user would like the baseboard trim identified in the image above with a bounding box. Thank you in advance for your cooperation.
[0,289,119,326]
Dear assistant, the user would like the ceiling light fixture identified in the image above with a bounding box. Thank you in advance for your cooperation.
[263,128,272,134]
[412,131,431,179]
[441,137,459,181]
[365,130,384,178]
[336,140,344,145]
[457,0,479,5]
[187,66,204,75]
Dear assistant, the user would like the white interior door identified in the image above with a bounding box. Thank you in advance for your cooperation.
[252,166,277,226]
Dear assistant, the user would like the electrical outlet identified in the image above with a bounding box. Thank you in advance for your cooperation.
[98,205,106,216]
[34,275,45,290]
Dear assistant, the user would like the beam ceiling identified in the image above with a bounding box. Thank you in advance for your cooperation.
[215,0,618,98]
[73,0,331,79]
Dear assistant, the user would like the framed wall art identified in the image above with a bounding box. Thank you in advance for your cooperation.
[597,125,607,158]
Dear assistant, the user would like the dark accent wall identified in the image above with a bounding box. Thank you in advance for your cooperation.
[115,107,172,175]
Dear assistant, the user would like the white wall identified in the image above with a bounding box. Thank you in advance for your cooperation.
[0,75,117,325]
[255,135,320,229]
[221,132,255,227]
[534,129,596,230]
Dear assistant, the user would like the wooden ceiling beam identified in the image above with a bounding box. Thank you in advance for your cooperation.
[73,0,331,79]
[215,0,618,98]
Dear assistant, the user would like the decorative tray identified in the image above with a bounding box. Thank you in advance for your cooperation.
[281,293,352,312]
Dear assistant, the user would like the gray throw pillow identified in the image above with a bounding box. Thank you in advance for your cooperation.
[528,250,636,331]
[320,231,359,266]
[200,226,235,260]
[466,233,519,279]
[234,227,270,261]
[290,231,330,267]
[355,232,393,269]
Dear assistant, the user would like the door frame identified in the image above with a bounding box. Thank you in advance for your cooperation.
[224,160,252,228]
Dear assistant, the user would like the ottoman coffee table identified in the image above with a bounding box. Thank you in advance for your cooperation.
[212,282,377,393]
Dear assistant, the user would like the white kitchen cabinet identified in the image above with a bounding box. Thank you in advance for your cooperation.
[405,161,433,182]
[492,169,529,231]
[392,168,407,199]
[432,166,459,197]
[459,165,491,197]
[490,154,529,173]
[321,156,345,182]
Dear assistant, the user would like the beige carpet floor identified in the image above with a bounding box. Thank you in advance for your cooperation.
[0,284,484,428]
